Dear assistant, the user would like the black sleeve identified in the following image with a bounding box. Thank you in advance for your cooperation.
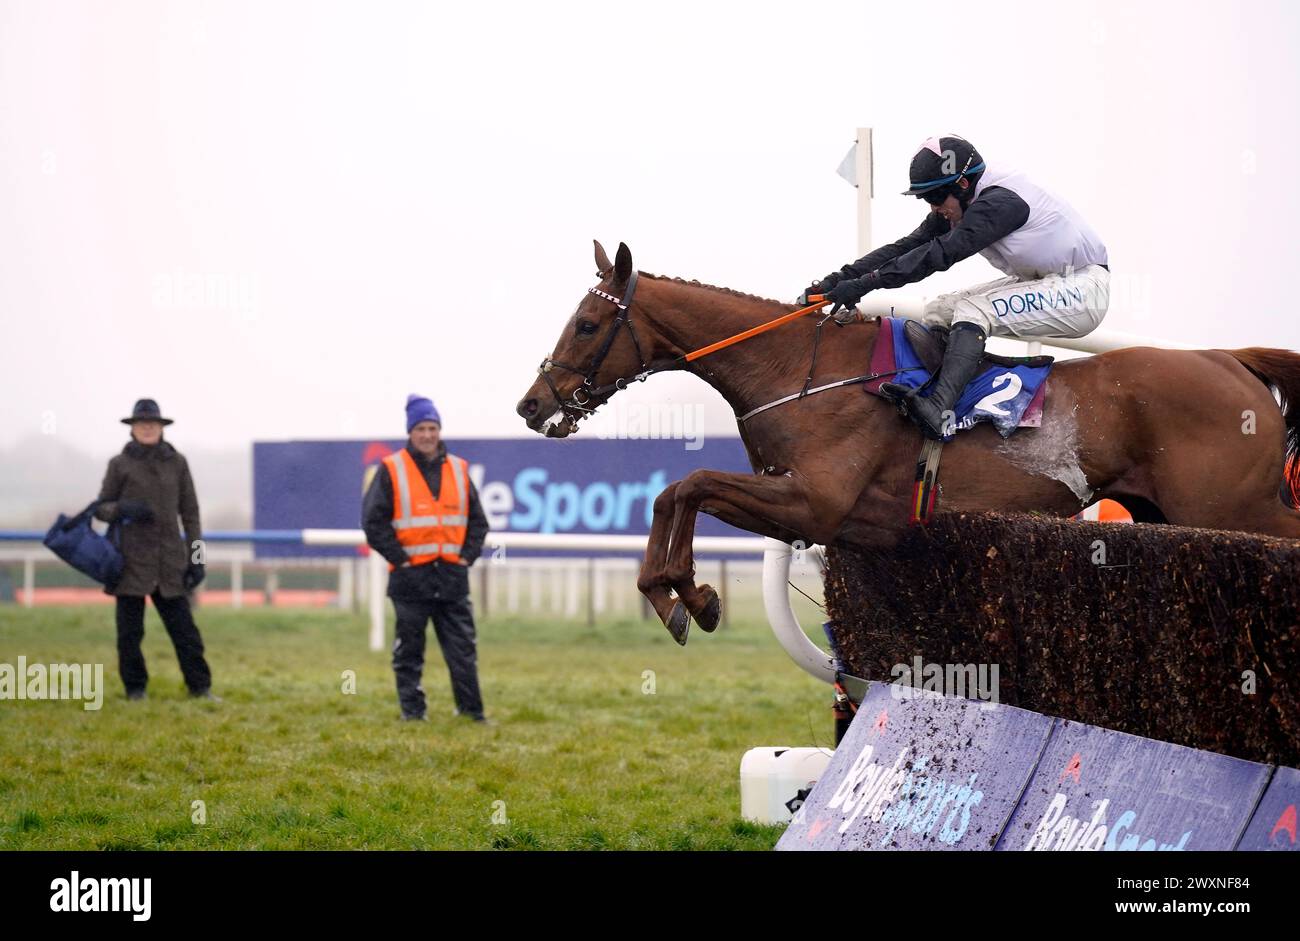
[460,481,490,566]
[866,187,1031,290]
[94,458,124,523]
[362,465,409,568]
[178,456,203,545]
[840,212,950,278]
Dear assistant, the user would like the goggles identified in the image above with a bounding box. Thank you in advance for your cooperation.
[921,185,957,206]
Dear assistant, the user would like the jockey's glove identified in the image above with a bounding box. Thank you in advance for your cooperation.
[796,271,845,305]
[829,274,882,324]
[828,276,873,308]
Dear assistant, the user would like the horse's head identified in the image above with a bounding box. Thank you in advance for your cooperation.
[516,240,665,438]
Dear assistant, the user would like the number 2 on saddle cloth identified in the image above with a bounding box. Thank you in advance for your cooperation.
[865,318,1055,524]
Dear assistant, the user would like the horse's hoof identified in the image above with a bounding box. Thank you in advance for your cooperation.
[666,601,690,646]
[695,586,722,633]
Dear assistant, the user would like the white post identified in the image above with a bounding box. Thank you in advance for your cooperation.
[506,562,519,614]
[231,558,243,610]
[719,558,729,629]
[856,127,874,257]
[529,565,542,612]
[22,557,34,608]
[565,565,580,618]
[368,551,386,652]
[593,559,607,615]
[337,558,353,610]
[611,561,623,614]
[549,566,564,614]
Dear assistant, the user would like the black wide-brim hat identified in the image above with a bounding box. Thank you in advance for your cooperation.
[121,398,174,425]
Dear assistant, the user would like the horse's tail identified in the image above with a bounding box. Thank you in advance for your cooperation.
[1228,347,1300,508]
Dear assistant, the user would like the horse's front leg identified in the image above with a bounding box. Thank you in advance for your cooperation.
[663,469,831,637]
[636,481,691,642]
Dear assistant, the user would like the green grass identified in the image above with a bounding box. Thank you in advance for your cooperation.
[0,603,835,850]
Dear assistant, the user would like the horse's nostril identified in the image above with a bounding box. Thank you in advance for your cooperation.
[517,398,539,419]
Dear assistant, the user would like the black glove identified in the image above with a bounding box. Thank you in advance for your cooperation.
[828,277,873,309]
[819,271,846,291]
[828,277,878,325]
[118,499,155,523]
[183,562,206,590]
[796,272,845,305]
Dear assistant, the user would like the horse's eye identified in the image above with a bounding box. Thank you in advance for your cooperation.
[577,320,598,336]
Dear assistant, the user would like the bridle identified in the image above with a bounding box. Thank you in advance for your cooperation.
[533,270,882,433]
[536,270,662,432]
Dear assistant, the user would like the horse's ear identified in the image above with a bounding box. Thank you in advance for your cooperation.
[615,242,633,283]
[593,240,612,275]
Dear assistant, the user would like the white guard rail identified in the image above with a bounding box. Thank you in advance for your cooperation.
[302,529,834,668]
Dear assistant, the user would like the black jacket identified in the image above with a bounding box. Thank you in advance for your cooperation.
[361,441,489,601]
[841,187,1031,290]
[94,438,202,598]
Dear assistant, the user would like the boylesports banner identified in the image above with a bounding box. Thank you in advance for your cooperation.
[252,437,752,558]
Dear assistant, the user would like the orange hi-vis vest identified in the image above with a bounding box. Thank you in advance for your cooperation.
[382,449,470,569]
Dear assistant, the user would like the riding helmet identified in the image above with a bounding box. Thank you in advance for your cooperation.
[901,135,985,201]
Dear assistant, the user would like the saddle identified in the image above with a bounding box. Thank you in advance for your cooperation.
[869,320,1058,528]
[903,320,1054,377]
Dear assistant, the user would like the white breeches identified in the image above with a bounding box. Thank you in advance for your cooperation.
[920,264,1111,339]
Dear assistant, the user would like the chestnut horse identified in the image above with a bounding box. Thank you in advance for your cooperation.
[516,241,1300,644]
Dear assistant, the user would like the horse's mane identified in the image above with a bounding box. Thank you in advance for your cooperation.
[640,273,789,308]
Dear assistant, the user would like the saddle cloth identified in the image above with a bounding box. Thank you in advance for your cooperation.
[865,318,1053,438]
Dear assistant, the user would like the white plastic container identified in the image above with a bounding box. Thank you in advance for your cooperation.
[740,747,834,824]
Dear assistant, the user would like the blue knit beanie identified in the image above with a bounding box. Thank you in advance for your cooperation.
[405,394,442,432]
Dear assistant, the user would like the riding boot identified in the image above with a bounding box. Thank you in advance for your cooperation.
[892,322,987,440]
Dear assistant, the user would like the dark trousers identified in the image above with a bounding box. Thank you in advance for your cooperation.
[392,597,484,719]
[115,593,212,694]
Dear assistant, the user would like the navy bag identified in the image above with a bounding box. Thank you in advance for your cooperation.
[43,500,125,589]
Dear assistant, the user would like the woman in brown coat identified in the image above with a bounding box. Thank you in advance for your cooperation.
[95,399,216,701]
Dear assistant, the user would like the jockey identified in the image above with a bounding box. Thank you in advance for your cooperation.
[801,135,1110,439]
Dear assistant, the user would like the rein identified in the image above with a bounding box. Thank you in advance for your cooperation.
[536,281,905,429]
[681,297,831,362]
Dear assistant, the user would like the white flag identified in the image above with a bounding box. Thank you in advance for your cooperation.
[837,143,857,187]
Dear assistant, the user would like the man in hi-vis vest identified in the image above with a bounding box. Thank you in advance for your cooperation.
[363,395,490,722]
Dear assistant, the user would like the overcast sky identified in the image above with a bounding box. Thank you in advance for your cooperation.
[3,0,1299,456]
